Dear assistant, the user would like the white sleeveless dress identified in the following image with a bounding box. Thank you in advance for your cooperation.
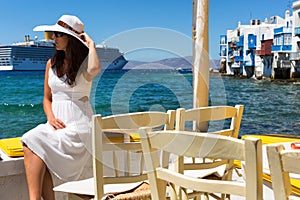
[21,68,93,181]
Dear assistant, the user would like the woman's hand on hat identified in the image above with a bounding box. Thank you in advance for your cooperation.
[79,33,95,48]
[80,32,101,79]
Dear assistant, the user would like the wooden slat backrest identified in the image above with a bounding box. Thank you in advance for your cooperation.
[92,111,175,200]
[176,105,244,138]
[140,129,262,200]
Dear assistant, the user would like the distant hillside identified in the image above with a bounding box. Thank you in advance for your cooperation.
[210,59,220,69]
[124,56,220,70]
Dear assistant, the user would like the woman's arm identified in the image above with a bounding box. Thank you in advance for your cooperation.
[43,59,66,129]
[80,33,101,81]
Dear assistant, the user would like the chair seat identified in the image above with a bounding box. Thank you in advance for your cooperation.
[184,164,227,179]
[54,178,94,196]
[54,178,146,197]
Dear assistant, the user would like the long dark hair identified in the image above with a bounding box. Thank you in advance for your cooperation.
[51,36,88,85]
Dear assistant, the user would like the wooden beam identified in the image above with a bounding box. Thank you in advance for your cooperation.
[192,0,209,131]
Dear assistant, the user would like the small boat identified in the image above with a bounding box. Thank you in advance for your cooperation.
[176,67,192,73]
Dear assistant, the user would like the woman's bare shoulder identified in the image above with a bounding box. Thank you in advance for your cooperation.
[45,58,54,71]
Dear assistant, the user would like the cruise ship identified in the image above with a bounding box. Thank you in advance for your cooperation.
[0,35,127,71]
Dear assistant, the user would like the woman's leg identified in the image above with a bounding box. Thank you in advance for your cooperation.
[23,145,54,200]
[42,168,55,200]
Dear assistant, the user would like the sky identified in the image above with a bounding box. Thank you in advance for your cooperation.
[0,0,292,61]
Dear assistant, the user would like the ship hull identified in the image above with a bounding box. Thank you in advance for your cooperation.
[0,45,127,71]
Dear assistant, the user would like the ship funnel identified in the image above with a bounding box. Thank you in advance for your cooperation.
[44,32,53,40]
[24,35,30,42]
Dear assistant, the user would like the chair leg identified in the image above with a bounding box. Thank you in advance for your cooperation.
[68,193,93,200]
[223,194,230,200]
[202,193,209,200]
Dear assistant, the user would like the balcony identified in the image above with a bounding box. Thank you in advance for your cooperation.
[272,45,281,51]
[282,45,292,51]
[295,27,300,36]
[256,39,273,56]
[274,27,292,35]
[272,45,292,52]
[290,52,300,60]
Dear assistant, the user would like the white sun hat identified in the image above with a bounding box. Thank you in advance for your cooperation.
[33,15,88,47]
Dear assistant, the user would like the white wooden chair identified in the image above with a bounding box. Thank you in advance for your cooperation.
[139,128,263,200]
[54,111,175,200]
[266,144,300,200]
[174,105,244,199]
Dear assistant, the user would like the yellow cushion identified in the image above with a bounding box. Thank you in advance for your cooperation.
[103,133,141,143]
[242,134,300,145]
[242,134,300,196]
[0,137,24,157]
[129,133,140,142]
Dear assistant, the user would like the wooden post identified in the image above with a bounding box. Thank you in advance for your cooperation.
[192,0,209,131]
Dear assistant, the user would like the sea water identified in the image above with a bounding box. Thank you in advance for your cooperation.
[0,70,300,139]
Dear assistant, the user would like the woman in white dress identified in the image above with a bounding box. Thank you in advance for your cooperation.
[21,15,101,200]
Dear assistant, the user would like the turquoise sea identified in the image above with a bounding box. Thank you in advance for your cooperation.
[0,69,300,139]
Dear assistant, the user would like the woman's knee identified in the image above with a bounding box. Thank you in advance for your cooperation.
[23,144,31,155]
[23,145,38,160]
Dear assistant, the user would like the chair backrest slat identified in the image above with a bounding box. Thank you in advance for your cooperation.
[185,106,238,121]
[100,111,174,130]
[149,131,245,160]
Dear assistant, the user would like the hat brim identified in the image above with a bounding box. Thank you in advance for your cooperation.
[33,24,88,48]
